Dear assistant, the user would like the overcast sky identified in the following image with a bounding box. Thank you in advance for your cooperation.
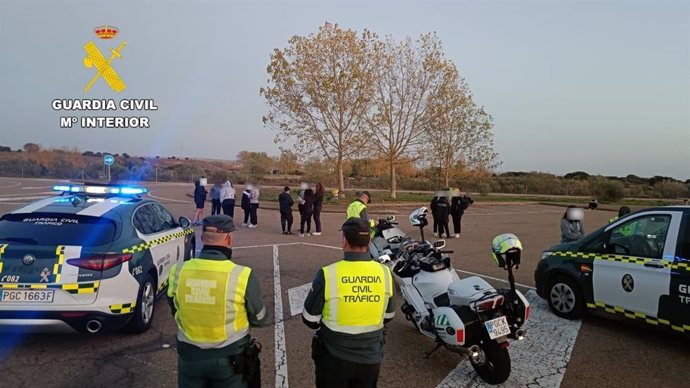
[0,0,688,179]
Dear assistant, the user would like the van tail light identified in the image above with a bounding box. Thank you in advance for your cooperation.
[67,253,133,271]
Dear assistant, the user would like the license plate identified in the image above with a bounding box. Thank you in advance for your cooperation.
[0,290,55,303]
[484,316,510,339]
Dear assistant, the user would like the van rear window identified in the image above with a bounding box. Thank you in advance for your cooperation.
[0,213,117,246]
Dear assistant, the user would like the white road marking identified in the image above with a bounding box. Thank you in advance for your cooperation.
[288,283,312,316]
[147,191,190,203]
[437,290,581,388]
[0,192,52,197]
[301,242,341,250]
[21,186,51,190]
[234,242,301,250]
[273,245,289,388]
[0,181,20,189]
[0,195,50,202]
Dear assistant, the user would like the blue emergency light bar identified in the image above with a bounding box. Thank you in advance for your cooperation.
[52,184,148,196]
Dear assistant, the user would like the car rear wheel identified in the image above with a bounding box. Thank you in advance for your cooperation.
[125,274,156,333]
[185,240,196,261]
[546,276,584,319]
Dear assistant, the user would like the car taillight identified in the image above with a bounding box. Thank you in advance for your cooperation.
[67,253,133,271]
[456,328,464,344]
[524,305,530,321]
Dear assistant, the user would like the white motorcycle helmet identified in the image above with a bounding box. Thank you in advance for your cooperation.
[409,207,429,227]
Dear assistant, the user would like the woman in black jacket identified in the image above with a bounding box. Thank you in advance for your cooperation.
[278,186,295,234]
[434,196,451,238]
[312,182,325,236]
[299,188,315,237]
[193,180,207,226]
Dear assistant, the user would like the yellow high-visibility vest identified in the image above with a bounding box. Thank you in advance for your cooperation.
[168,259,251,348]
[347,200,367,220]
[322,260,393,334]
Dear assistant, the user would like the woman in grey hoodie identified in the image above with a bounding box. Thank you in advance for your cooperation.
[561,206,585,243]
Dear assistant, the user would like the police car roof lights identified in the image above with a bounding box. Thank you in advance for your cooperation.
[52,183,148,196]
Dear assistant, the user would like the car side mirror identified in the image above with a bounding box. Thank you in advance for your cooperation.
[178,217,191,228]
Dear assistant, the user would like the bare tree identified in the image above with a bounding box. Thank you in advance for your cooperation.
[260,22,380,192]
[368,33,455,198]
[426,70,500,187]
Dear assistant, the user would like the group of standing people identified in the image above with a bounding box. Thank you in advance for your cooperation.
[430,189,474,239]
[279,182,325,236]
[194,179,261,228]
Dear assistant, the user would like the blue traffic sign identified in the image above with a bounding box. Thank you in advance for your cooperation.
[103,154,115,166]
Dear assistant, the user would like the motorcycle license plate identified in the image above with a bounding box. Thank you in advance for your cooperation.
[484,316,510,339]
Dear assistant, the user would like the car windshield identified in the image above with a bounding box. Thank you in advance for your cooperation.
[0,213,117,246]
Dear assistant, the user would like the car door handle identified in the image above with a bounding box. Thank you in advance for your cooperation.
[643,262,665,269]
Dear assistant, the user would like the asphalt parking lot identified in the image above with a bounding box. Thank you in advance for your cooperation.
[0,178,688,388]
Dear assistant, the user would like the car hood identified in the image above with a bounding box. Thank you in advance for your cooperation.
[545,241,582,252]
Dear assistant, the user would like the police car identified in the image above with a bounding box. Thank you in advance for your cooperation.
[535,206,690,333]
[0,183,195,334]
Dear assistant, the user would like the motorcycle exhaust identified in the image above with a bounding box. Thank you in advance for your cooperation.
[469,345,482,364]
[515,329,526,341]
[86,319,103,334]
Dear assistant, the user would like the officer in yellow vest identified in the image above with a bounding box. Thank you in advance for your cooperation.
[346,191,376,235]
[168,214,269,388]
[302,218,396,388]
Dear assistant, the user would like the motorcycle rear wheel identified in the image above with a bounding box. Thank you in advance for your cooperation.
[469,340,511,385]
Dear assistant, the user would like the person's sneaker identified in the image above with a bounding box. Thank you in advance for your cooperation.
[299,233,305,237]
[282,231,287,235]
[307,233,312,236]
[241,223,248,227]
[454,234,460,238]
[287,231,293,235]
[248,224,257,229]
[312,232,321,236]
[433,232,438,237]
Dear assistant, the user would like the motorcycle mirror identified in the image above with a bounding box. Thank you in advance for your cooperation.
[387,215,396,222]
[433,240,446,249]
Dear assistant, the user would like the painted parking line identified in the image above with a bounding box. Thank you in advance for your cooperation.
[147,191,190,203]
[273,245,289,388]
[0,195,50,202]
[437,290,581,388]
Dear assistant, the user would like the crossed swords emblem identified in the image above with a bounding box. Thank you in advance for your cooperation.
[622,274,634,292]
[83,40,127,93]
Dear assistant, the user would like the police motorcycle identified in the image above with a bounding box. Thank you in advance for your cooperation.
[369,216,407,260]
[376,208,530,385]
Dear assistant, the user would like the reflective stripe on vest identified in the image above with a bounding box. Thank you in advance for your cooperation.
[346,201,366,219]
[168,259,251,349]
[322,260,393,335]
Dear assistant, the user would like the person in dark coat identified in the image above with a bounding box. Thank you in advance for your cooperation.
[193,180,208,226]
[279,186,295,235]
[312,182,325,236]
[430,195,440,235]
[434,196,451,238]
[299,189,315,237]
[240,187,251,227]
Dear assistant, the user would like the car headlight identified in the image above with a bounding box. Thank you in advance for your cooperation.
[540,251,552,261]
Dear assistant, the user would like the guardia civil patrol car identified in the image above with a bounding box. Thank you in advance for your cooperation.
[0,183,195,334]
[535,206,690,333]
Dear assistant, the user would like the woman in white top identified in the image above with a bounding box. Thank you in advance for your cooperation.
[219,180,236,219]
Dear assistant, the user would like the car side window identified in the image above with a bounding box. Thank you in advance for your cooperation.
[133,204,160,235]
[152,203,176,231]
[607,214,671,259]
[677,214,690,260]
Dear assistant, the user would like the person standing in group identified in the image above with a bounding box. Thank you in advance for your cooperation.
[561,205,585,243]
[299,187,315,237]
[279,186,295,235]
[167,214,269,388]
[313,182,325,236]
[248,185,260,229]
[430,194,440,236]
[302,217,395,388]
[193,180,208,226]
[451,191,473,239]
[434,196,451,238]
[220,180,236,219]
[241,186,252,227]
[210,181,222,215]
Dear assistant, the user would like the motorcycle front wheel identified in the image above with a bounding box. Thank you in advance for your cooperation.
[469,340,511,385]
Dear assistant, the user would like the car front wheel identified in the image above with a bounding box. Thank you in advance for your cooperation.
[125,274,156,333]
[546,275,584,320]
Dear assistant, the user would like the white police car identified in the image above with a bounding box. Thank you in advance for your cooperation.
[535,206,690,333]
[0,183,195,334]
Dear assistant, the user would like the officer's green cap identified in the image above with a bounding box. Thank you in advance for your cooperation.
[202,214,236,233]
